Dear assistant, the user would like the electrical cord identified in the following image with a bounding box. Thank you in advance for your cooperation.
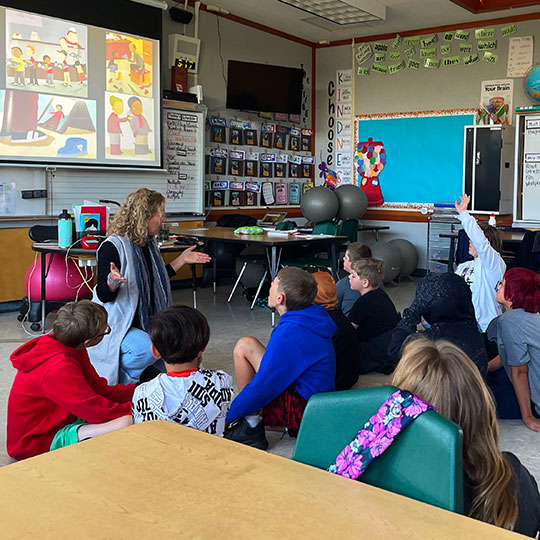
[216,15,227,88]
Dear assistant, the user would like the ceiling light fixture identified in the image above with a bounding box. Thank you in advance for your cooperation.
[278,0,386,25]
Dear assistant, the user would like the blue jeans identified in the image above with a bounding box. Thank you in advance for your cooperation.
[119,327,164,384]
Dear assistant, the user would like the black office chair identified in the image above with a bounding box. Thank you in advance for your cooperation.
[17,225,78,331]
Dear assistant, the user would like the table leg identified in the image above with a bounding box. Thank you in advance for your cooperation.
[330,242,338,280]
[190,264,197,309]
[213,255,217,294]
[266,246,282,327]
[40,253,46,334]
[447,237,456,272]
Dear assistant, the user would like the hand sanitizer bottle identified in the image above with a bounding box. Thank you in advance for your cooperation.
[488,213,497,227]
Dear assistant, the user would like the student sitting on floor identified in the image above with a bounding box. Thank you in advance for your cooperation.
[348,258,400,374]
[224,267,336,449]
[336,241,372,316]
[7,300,134,461]
[312,270,360,390]
[486,268,540,432]
[392,338,540,537]
[132,306,234,436]
[455,193,505,356]
[387,272,488,376]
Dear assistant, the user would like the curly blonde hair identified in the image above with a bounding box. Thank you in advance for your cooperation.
[391,338,518,531]
[107,188,165,245]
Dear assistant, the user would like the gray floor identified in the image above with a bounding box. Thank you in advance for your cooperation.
[1,276,539,485]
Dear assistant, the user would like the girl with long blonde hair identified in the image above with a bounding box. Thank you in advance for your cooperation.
[89,188,210,385]
[392,337,540,537]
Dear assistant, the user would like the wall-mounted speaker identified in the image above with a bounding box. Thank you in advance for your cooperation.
[169,7,193,24]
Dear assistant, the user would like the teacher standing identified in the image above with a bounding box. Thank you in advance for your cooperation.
[89,188,211,384]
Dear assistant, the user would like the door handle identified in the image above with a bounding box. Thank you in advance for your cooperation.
[475,151,481,166]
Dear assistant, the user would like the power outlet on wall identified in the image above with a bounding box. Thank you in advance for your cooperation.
[21,189,47,199]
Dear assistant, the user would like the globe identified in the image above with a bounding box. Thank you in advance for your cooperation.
[524,63,540,102]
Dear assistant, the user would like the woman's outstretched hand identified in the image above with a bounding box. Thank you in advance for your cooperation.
[171,245,212,272]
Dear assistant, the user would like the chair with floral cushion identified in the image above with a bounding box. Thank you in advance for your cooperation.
[293,386,464,513]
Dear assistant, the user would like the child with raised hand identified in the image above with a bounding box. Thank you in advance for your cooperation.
[487,268,540,431]
[7,300,135,461]
[132,306,234,436]
[392,338,540,537]
[336,242,372,316]
[454,193,506,340]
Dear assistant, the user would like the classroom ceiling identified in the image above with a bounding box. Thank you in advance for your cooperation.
[188,0,540,43]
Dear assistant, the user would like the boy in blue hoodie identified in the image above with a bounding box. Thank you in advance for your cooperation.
[224,267,336,449]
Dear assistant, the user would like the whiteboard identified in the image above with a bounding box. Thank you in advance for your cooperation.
[520,115,540,223]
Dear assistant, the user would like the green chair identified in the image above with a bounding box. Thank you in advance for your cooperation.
[293,386,464,513]
[337,219,358,243]
[281,220,338,272]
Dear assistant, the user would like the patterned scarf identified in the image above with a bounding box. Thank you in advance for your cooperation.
[328,390,435,480]
[130,238,172,331]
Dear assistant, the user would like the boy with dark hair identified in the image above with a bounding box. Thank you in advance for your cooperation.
[336,241,372,316]
[224,267,336,449]
[348,258,400,374]
[7,300,135,461]
[132,306,234,436]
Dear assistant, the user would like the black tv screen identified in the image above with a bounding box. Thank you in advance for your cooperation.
[226,60,303,114]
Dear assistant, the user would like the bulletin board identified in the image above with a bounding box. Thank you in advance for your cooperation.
[354,110,476,206]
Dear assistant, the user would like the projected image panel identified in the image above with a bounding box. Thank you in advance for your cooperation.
[0,89,96,159]
[105,92,154,161]
[106,33,153,98]
[5,9,88,98]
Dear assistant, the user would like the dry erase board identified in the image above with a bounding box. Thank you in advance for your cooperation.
[515,114,540,225]
[354,111,475,206]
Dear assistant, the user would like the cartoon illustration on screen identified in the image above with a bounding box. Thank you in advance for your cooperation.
[354,137,386,206]
[0,89,96,159]
[5,9,88,98]
[105,92,155,160]
[105,33,153,97]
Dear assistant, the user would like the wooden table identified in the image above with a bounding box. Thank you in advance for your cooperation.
[178,226,347,288]
[0,421,522,539]
[31,241,198,332]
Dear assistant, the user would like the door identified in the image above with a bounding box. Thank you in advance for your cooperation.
[474,127,501,212]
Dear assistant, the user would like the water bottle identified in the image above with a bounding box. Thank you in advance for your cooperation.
[58,209,73,248]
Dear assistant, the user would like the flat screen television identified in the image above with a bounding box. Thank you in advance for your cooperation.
[226,60,303,114]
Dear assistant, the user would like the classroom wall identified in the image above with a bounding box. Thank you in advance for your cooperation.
[161,9,312,124]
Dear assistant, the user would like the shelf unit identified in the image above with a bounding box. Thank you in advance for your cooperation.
[427,214,462,274]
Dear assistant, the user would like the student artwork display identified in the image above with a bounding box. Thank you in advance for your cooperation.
[105,32,153,98]
[275,182,288,204]
[228,150,245,176]
[261,123,275,148]
[355,137,386,207]
[229,119,244,145]
[209,116,226,143]
[105,92,154,160]
[210,148,227,174]
[245,152,259,177]
[274,125,288,150]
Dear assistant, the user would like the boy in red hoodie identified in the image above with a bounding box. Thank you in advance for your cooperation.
[7,300,135,460]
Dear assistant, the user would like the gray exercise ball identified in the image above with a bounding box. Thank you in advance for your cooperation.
[300,186,339,223]
[335,184,368,220]
[235,260,266,288]
[369,240,402,283]
[389,238,418,277]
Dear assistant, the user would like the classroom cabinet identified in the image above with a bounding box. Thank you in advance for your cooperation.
[463,125,514,214]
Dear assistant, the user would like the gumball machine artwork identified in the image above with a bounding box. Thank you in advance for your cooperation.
[354,137,386,206]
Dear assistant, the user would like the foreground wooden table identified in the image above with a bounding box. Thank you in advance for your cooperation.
[0,421,523,539]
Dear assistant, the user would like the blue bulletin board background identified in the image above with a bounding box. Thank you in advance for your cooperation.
[355,112,475,205]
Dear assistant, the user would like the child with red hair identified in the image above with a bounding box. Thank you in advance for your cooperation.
[487,267,540,431]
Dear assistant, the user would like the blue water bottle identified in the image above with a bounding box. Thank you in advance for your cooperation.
[58,209,73,248]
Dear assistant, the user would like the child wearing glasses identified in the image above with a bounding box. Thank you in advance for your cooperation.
[7,300,135,460]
